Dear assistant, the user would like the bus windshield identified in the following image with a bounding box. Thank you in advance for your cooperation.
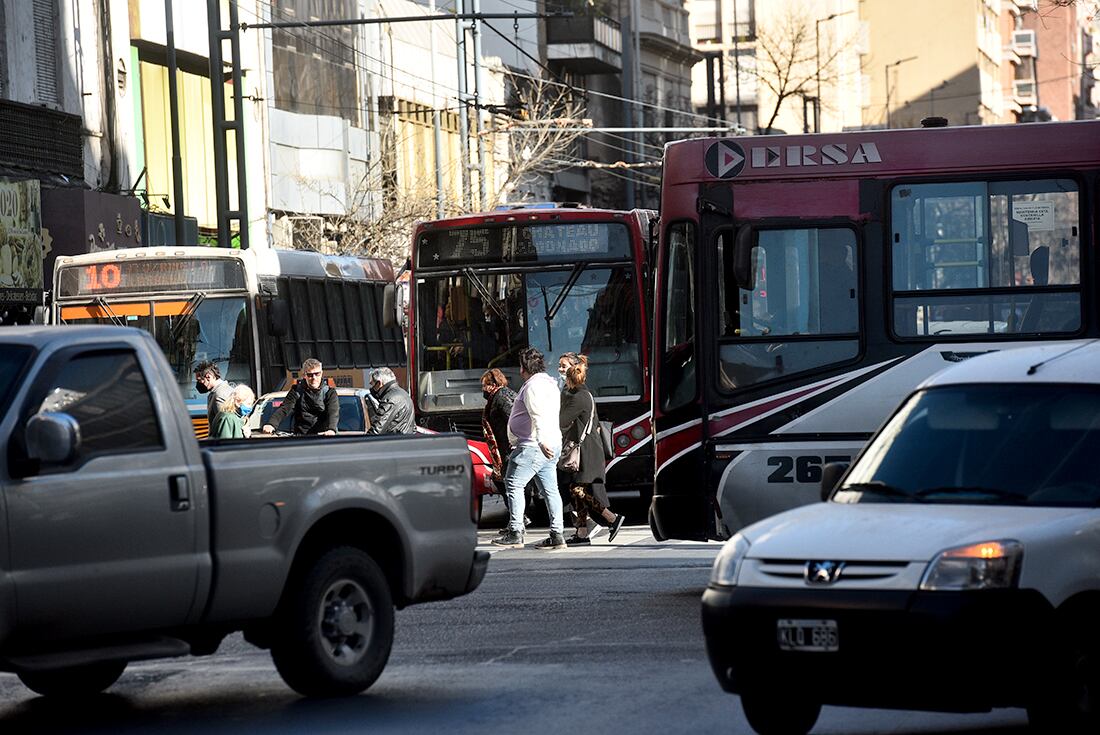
[59,297,252,400]
[416,265,642,410]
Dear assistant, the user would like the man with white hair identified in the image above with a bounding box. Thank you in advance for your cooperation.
[366,367,415,435]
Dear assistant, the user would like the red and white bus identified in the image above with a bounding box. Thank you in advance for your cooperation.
[651,119,1100,541]
[407,206,655,498]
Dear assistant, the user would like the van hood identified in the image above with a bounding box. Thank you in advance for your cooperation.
[741,503,1090,562]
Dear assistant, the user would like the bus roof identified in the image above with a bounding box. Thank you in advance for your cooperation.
[414,207,654,233]
[665,119,1100,186]
[56,246,395,282]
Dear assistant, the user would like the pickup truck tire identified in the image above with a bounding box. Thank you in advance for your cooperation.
[740,691,820,735]
[271,546,394,697]
[17,661,126,697]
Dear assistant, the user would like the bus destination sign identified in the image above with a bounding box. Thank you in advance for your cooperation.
[418,222,630,266]
[57,259,247,297]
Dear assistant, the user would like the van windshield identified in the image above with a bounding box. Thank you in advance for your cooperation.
[836,384,1100,507]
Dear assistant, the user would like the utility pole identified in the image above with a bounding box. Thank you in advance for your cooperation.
[165,0,187,244]
[885,55,918,128]
[207,0,249,249]
[429,0,444,217]
[621,10,636,208]
[455,0,471,211]
[732,0,742,128]
[471,0,488,211]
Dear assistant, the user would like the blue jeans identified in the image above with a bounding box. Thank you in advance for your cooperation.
[504,444,563,535]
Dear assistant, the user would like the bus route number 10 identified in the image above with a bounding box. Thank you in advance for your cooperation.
[85,264,122,291]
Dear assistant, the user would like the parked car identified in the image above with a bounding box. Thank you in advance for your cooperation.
[702,341,1100,735]
[250,389,497,514]
[0,326,488,699]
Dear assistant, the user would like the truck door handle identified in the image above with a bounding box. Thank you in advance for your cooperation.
[170,475,191,512]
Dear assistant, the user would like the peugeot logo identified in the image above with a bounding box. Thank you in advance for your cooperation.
[805,561,845,585]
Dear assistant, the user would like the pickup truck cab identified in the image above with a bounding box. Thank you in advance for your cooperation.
[702,341,1100,735]
[0,326,488,698]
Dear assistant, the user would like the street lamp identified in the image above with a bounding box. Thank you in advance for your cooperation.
[815,10,854,133]
[885,55,918,128]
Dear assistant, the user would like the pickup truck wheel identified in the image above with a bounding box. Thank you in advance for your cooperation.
[740,691,821,735]
[271,546,394,697]
[18,661,126,697]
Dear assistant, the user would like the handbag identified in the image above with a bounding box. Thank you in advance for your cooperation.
[557,394,596,473]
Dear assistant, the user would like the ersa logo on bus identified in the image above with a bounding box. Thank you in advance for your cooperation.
[704,139,882,179]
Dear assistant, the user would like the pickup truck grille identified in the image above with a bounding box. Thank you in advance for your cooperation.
[192,417,210,439]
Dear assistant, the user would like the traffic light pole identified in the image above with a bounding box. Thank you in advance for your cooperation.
[207,0,250,249]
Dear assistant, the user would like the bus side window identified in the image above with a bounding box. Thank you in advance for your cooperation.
[661,223,696,412]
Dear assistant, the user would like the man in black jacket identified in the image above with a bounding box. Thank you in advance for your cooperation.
[262,358,340,435]
[366,367,416,435]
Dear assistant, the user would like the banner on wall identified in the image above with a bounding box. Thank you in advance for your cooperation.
[0,177,44,305]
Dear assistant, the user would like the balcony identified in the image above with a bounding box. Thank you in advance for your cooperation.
[1014,79,1037,105]
[1012,29,1037,57]
[546,15,622,74]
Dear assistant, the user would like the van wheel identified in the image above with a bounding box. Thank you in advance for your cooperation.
[18,661,126,697]
[271,546,394,697]
[1027,628,1099,733]
[741,691,821,735]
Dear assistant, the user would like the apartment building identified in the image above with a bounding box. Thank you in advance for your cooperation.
[1016,0,1099,121]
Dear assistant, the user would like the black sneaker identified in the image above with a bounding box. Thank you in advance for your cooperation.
[535,532,567,550]
[566,535,591,547]
[608,514,626,543]
[492,530,525,548]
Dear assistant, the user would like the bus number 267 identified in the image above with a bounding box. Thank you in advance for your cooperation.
[767,455,851,484]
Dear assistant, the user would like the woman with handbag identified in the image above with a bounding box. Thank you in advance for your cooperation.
[557,353,626,546]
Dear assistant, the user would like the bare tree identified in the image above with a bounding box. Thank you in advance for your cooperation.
[752,2,853,134]
[489,73,588,207]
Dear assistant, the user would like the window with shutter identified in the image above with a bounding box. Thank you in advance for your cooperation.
[33,0,59,106]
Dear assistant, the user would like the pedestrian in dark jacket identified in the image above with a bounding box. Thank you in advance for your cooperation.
[262,358,340,435]
[480,368,517,482]
[367,367,416,434]
[558,353,625,546]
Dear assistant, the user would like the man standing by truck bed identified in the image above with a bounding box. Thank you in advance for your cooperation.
[262,358,339,436]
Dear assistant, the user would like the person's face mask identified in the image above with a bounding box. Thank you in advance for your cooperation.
[195,378,211,394]
[482,390,491,400]
[238,403,253,418]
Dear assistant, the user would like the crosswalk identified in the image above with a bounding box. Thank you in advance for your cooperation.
[476,525,718,558]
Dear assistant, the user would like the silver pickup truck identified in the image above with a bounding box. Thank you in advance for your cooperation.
[0,326,488,698]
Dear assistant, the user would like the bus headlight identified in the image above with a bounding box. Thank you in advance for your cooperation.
[919,540,1023,591]
[630,425,647,440]
[710,533,751,587]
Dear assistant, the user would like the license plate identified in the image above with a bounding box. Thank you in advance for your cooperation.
[776,619,839,652]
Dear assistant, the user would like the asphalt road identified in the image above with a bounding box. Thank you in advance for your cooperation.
[0,508,1032,735]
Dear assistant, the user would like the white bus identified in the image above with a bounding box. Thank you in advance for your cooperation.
[53,246,406,437]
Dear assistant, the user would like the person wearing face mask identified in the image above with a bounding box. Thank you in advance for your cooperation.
[263,358,340,436]
[211,384,256,439]
[194,360,234,427]
[366,367,415,435]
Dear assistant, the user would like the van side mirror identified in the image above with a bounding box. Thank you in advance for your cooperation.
[383,283,400,329]
[267,298,290,338]
[26,412,80,465]
[820,462,849,502]
[733,224,757,290]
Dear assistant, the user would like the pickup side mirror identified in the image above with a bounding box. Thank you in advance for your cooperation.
[383,283,400,329]
[267,298,290,338]
[26,412,81,465]
[733,224,757,290]
[820,462,849,502]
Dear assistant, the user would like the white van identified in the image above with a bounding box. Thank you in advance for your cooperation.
[701,341,1100,735]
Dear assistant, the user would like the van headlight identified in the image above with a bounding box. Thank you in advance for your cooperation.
[710,533,751,587]
[919,540,1023,591]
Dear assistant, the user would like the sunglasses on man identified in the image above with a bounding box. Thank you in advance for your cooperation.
[304,371,322,378]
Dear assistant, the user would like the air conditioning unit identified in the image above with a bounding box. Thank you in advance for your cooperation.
[273,215,325,250]
[1012,29,1037,57]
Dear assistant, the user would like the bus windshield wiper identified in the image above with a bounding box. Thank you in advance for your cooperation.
[461,267,507,321]
[93,297,126,327]
[839,481,922,502]
[170,292,207,343]
[547,261,587,323]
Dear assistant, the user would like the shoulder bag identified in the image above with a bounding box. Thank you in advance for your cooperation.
[557,394,596,473]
